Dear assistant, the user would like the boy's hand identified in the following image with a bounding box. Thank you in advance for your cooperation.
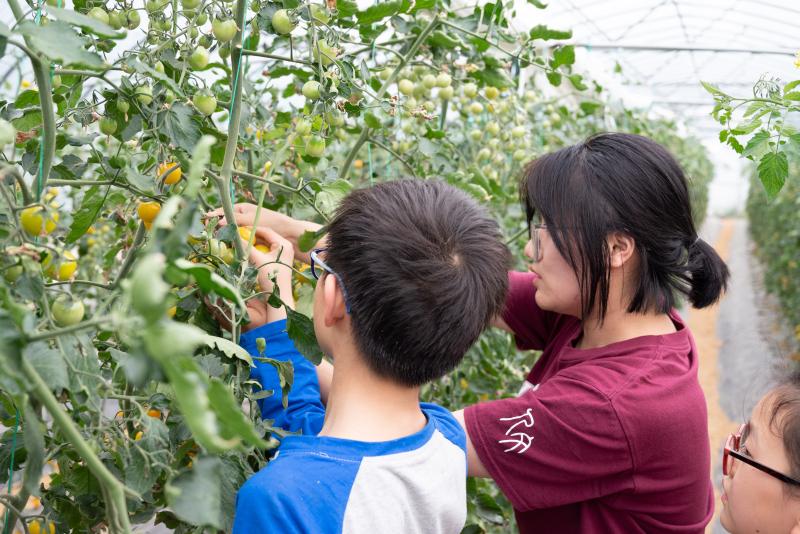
[245,226,296,323]
[205,203,324,264]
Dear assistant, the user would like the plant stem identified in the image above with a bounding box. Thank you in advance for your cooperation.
[218,0,249,261]
[368,138,416,178]
[0,165,31,205]
[26,318,105,342]
[7,0,55,197]
[110,223,146,289]
[239,49,313,65]
[339,16,440,179]
[20,358,134,533]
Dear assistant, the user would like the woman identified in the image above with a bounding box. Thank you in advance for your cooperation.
[209,132,729,532]
[452,132,728,532]
[721,374,800,533]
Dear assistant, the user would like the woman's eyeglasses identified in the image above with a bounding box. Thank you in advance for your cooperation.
[723,423,800,486]
[309,248,351,314]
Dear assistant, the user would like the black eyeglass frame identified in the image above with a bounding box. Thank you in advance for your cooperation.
[309,248,351,314]
[723,423,800,486]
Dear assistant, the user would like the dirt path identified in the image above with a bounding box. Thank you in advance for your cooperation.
[687,217,791,534]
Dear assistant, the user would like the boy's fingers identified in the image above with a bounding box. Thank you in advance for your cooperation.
[253,226,292,250]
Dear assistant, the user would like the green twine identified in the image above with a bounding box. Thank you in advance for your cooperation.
[228,8,249,202]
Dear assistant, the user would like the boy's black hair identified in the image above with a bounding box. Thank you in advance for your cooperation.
[325,180,510,387]
[521,132,729,322]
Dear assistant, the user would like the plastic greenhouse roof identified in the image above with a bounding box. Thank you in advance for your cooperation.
[509,0,798,139]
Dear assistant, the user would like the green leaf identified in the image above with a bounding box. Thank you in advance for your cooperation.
[172,259,246,312]
[783,91,800,101]
[298,227,326,252]
[784,80,800,93]
[14,90,40,110]
[742,130,771,159]
[567,73,587,91]
[202,334,253,366]
[21,402,44,497]
[546,71,562,86]
[16,21,103,68]
[551,45,575,69]
[528,24,572,41]
[166,457,225,529]
[161,103,201,153]
[364,112,381,129]
[285,307,324,364]
[128,59,185,97]
[47,5,126,39]
[207,378,268,448]
[357,1,402,25]
[700,81,726,98]
[527,0,547,6]
[24,343,68,392]
[254,356,294,408]
[757,150,788,197]
[337,0,359,18]
[66,185,105,243]
[315,179,352,217]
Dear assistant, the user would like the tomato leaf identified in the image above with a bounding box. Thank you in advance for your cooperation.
[165,457,225,529]
[16,21,103,68]
[47,5,126,39]
[285,307,323,364]
[757,150,788,197]
[66,185,105,244]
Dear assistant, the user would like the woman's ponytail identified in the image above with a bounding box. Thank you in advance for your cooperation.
[687,236,730,308]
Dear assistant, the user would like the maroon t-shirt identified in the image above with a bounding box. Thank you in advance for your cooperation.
[464,272,714,533]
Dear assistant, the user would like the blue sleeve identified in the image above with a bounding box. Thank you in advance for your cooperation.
[421,402,467,453]
[240,319,325,436]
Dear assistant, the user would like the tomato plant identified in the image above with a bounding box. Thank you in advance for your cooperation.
[0,0,715,532]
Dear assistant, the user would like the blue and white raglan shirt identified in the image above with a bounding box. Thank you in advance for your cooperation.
[233,319,468,534]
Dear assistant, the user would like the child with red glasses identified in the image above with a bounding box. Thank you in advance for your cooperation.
[722,374,800,533]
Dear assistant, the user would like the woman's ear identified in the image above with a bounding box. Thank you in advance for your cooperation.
[608,232,636,269]
[322,274,347,328]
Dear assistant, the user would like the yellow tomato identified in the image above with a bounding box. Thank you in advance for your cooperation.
[255,244,270,253]
[28,496,41,509]
[20,206,58,236]
[237,226,252,242]
[134,431,143,440]
[43,250,77,281]
[354,159,364,169]
[157,162,182,185]
[147,408,162,419]
[137,201,161,224]
[167,305,177,318]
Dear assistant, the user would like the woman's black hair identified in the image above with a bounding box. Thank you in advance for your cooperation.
[521,132,729,322]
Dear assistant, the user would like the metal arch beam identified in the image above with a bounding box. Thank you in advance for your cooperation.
[570,43,794,56]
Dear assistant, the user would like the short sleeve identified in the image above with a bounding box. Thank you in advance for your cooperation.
[463,376,634,511]
[501,271,561,351]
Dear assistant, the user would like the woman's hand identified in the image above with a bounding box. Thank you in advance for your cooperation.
[205,203,324,264]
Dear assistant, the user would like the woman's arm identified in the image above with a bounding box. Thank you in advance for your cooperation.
[452,409,491,478]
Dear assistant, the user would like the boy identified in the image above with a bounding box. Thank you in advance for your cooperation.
[228,180,509,533]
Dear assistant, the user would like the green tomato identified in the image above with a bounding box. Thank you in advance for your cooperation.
[423,101,436,112]
[437,86,454,100]
[378,67,392,81]
[52,295,85,327]
[189,46,209,69]
[486,121,500,136]
[513,149,527,162]
[310,4,330,23]
[462,82,478,98]
[135,85,153,105]
[163,89,176,104]
[485,86,499,99]
[313,39,337,67]
[435,73,451,88]
[271,9,296,35]
[511,125,526,139]
[108,11,124,29]
[51,75,62,89]
[477,147,491,160]
[126,10,141,29]
[154,61,165,74]
[305,136,326,158]
[468,102,483,114]
[99,117,117,135]
[181,0,200,8]
[199,35,212,48]
[398,79,414,96]
[88,7,109,25]
[128,253,169,324]
[218,43,231,59]
[189,25,199,38]
[524,90,537,102]
[326,111,344,127]
[196,12,208,24]
[295,119,312,136]
[421,74,437,89]
[212,18,237,42]
[469,129,482,142]
[193,92,217,115]
[117,100,130,114]
[302,80,321,100]
[3,264,23,283]
[0,119,16,147]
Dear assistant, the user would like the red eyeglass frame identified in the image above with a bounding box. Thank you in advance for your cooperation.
[723,423,800,486]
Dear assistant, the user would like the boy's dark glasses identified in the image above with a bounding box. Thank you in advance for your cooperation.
[310,248,351,314]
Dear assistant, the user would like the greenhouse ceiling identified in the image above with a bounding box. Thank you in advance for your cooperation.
[510,0,798,139]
